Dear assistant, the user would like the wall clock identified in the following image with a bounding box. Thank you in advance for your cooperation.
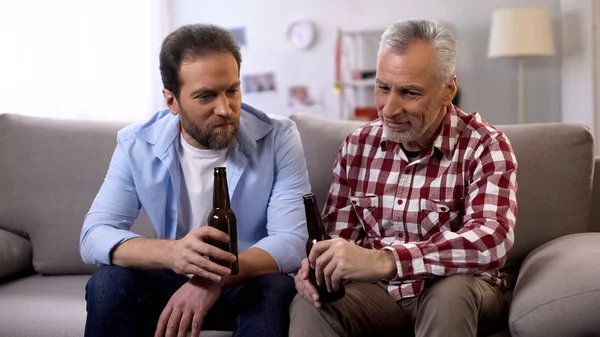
[287,20,317,50]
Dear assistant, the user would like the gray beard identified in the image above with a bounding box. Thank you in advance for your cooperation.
[383,125,420,144]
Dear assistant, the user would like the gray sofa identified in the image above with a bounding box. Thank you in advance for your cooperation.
[1,112,599,337]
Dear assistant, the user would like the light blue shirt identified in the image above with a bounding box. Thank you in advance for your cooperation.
[80,103,311,274]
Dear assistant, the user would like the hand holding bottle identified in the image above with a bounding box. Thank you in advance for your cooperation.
[166,226,237,282]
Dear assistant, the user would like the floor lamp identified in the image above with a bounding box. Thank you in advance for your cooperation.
[488,7,556,124]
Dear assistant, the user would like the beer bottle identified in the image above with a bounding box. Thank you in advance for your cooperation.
[303,193,345,302]
[207,167,239,275]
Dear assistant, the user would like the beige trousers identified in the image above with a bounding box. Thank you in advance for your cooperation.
[289,274,506,337]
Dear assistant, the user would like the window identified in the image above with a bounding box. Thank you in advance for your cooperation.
[0,0,169,122]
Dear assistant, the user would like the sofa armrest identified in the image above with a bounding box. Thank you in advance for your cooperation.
[590,156,600,232]
[509,233,600,337]
[0,228,32,280]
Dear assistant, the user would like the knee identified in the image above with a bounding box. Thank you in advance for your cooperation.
[289,294,322,332]
[241,273,296,307]
[289,293,316,319]
[85,265,136,308]
[425,274,480,307]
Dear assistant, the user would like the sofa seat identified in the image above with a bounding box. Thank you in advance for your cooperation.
[0,274,232,337]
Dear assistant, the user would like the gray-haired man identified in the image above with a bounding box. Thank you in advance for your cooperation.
[289,19,517,337]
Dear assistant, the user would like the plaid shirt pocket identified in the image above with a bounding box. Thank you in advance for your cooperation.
[418,198,464,238]
[349,194,382,237]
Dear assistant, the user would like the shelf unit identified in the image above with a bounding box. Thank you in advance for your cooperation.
[337,28,384,120]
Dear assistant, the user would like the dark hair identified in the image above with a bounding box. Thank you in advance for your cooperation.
[159,24,242,98]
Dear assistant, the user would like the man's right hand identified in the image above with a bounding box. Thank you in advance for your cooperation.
[167,226,237,282]
[295,258,321,308]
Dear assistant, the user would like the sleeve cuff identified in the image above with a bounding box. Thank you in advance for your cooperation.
[251,233,305,274]
[382,243,426,281]
[81,225,141,266]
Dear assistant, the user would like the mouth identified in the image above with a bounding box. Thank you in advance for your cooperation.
[213,123,233,128]
[384,119,410,131]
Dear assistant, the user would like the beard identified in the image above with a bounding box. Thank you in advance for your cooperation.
[380,113,422,144]
[179,107,240,150]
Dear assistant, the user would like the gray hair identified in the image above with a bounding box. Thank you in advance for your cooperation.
[378,20,457,83]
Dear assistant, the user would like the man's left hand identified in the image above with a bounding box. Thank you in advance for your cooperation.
[308,238,397,292]
[154,276,221,337]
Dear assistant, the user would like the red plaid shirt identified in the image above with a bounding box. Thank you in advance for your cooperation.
[323,106,518,301]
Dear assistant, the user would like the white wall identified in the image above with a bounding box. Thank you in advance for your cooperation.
[170,0,562,125]
[560,0,596,135]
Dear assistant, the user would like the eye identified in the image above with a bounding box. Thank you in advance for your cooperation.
[377,85,390,93]
[402,90,421,99]
[227,87,240,94]
[195,95,211,101]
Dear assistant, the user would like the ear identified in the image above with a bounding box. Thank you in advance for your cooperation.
[442,76,458,106]
[162,89,180,115]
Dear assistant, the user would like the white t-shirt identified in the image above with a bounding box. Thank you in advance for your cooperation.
[177,134,228,237]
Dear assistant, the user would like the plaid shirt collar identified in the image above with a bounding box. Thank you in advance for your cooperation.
[379,105,461,160]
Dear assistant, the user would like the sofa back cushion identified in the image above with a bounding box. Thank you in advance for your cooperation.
[290,114,594,269]
[0,114,154,275]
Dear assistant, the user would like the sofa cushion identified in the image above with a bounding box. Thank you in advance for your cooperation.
[498,123,594,268]
[0,274,233,337]
[289,114,365,210]
[0,114,154,275]
[509,233,600,337]
[290,114,594,270]
[0,275,88,337]
[0,229,32,280]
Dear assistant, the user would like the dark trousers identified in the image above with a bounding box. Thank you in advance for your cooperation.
[85,265,296,337]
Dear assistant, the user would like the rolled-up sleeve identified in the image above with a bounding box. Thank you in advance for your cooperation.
[79,135,142,265]
[251,121,311,274]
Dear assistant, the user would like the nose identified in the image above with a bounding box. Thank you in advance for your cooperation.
[214,93,232,117]
[381,91,403,120]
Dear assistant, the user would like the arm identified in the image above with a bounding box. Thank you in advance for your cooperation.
[383,133,518,280]
[249,120,311,275]
[80,135,234,282]
[322,137,365,244]
[111,238,173,269]
[221,248,277,286]
[79,134,143,266]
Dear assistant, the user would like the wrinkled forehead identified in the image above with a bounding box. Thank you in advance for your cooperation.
[376,42,438,85]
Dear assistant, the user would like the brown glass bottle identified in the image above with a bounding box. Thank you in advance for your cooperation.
[303,193,345,302]
[206,167,239,275]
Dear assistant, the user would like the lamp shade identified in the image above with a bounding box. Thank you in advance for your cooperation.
[488,7,556,58]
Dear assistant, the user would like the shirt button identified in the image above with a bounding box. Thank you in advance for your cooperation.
[397,199,403,205]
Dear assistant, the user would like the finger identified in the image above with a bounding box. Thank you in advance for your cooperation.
[155,304,173,337]
[295,274,310,302]
[300,258,310,280]
[185,254,232,276]
[330,266,344,292]
[193,226,230,243]
[294,273,304,293]
[308,240,334,267]
[180,264,223,283]
[190,241,237,264]
[304,278,319,302]
[323,258,338,293]
[314,249,334,287]
[166,308,183,337]
[177,311,193,337]
[191,311,204,337]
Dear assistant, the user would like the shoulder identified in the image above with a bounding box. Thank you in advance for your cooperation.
[116,109,175,145]
[456,110,517,168]
[241,103,298,140]
[341,119,384,153]
[457,110,513,152]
